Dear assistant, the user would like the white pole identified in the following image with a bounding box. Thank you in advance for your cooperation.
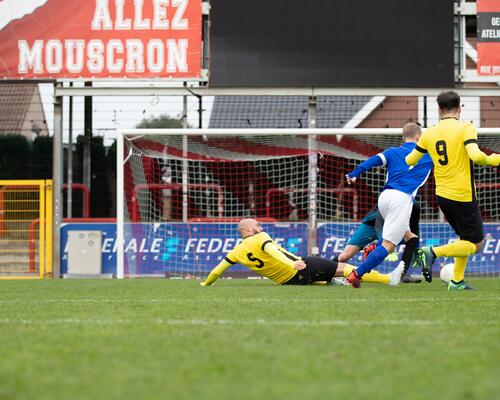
[307,96,319,255]
[67,83,73,218]
[116,133,125,279]
[52,87,63,279]
[182,83,189,222]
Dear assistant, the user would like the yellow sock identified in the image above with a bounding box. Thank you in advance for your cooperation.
[452,256,468,282]
[342,264,390,284]
[361,270,390,285]
[433,240,476,258]
[342,265,354,278]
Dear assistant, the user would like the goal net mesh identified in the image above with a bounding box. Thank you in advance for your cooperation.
[121,132,500,278]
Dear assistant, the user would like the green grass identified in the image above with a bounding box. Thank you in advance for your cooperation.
[0,278,499,400]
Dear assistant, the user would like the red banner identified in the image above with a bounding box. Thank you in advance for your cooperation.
[0,0,202,80]
[477,0,500,75]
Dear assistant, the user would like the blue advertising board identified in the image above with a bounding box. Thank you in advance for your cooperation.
[61,223,308,276]
[318,223,500,274]
[61,222,500,275]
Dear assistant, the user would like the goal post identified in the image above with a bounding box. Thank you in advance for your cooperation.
[116,128,500,279]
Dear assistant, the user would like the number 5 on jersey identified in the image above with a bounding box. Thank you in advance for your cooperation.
[247,252,264,268]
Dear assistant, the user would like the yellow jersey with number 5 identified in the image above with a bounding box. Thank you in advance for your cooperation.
[224,232,299,284]
[414,118,478,202]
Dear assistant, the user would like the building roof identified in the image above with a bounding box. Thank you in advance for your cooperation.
[0,83,48,137]
[209,96,371,129]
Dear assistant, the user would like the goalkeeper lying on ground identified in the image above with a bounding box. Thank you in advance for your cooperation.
[201,218,404,286]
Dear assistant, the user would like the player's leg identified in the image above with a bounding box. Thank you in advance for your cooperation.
[337,245,361,263]
[338,263,391,285]
[448,256,476,290]
[282,257,338,285]
[298,257,395,286]
[300,256,338,284]
[374,203,421,283]
[400,202,421,281]
[400,231,421,283]
[415,196,483,286]
[346,192,410,288]
[336,222,377,262]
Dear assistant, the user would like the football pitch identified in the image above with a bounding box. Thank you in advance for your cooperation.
[1,278,499,400]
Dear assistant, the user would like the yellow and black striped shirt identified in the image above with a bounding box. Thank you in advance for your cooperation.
[205,232,299,284]
[407,118,499,202]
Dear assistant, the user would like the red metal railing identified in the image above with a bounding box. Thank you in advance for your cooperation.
[475,183,500,190]
[0,184,90,231]
[265,187,358,221]
[131,183,225,222]
[63,184,90,218]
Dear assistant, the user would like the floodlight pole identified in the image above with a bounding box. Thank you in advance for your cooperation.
[423,96,428,128]
[308,96,319,255]
[52,84,64,279]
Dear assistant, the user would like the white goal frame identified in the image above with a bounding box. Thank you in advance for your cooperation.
[116,128,500,279]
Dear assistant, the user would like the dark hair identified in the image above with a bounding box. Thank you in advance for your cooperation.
[437,91,460,111]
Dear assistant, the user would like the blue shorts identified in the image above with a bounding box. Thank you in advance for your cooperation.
[347,222,379,248]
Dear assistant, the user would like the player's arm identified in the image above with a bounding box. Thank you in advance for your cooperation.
[345,153,385,184]
[465,142,500,166]
[200,257,234,286]
[262,240,305,270]
[406,137,427,166]
[463,126,500,166]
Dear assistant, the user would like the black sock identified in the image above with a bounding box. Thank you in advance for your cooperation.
[402,237,419,273]
[430,247,437,259]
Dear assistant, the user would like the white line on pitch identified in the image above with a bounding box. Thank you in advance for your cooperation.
[0,297,499,304]
[0,318,498,327]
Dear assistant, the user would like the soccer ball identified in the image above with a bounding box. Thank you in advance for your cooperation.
[440,263,454,283]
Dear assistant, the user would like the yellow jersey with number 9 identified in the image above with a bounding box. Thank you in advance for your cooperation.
[415,118,478,202]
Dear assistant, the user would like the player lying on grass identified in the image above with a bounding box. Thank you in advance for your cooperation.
[336,203,422,283]
[406,91,500,290]
[200,218,404,286]
[344,122,433,288]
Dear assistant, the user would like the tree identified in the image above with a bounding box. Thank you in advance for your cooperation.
[136,114,186,129]
[75,136,112,217]
[0,134,32,179]
[31,136,52,179]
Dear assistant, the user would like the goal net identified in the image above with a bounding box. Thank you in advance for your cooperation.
[117,129,500,279]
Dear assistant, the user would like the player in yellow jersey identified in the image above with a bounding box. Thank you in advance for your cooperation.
[200,218,404,286]
[406,91,500,290]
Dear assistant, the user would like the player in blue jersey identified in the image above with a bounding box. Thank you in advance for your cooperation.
[344,123,434,288]
[336,203,423,283]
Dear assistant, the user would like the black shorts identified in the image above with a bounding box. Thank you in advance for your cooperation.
[282,256,338,285]
[437,195,484,243]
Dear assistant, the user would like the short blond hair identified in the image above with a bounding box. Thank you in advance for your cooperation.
[402,123,421,140]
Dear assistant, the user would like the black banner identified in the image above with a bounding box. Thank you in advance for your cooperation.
[477,13,500,42]
[209,0,454,87]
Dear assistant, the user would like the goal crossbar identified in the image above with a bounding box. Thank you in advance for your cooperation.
[119,128,500,136]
